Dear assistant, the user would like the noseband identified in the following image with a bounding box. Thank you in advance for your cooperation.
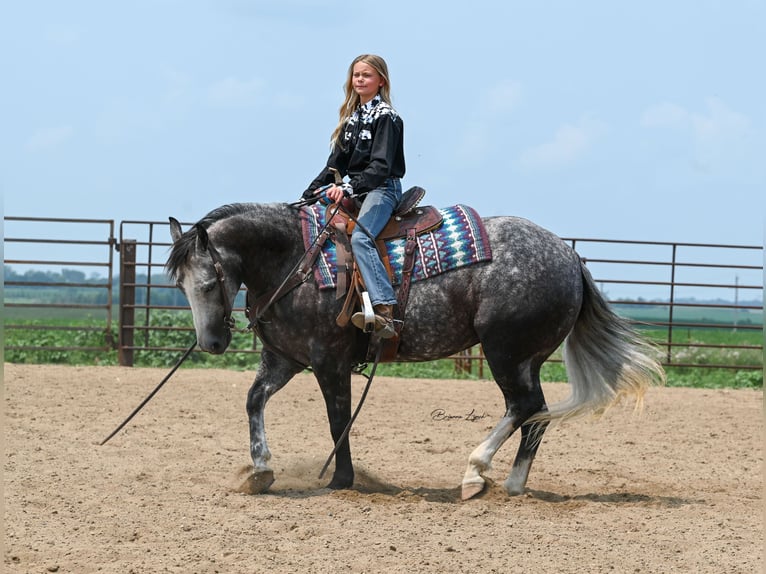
[204,238,236,330]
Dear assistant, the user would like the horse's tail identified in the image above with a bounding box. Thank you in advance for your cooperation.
[531,261,666,424]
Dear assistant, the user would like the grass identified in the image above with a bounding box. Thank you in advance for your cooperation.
[4,312,762,389]
[615,304,762,327]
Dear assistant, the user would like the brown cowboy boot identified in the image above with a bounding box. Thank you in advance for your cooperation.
[351,304,396,339]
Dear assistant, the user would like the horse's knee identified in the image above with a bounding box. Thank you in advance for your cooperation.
[245,381,269,415]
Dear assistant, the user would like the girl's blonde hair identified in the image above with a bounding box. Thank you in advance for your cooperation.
[331,54,392,148]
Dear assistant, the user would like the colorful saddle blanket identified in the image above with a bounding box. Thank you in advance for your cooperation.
[300,204,492,290]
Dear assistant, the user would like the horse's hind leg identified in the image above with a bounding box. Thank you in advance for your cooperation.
[461,358,547,499]
[461,416,515,500]
[505,416,549,495]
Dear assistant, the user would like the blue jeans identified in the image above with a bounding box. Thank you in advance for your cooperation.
[351,178,402,307]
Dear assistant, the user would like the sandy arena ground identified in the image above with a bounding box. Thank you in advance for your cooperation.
[4,363,763,573]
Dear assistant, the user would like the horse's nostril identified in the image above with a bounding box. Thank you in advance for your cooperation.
[208,337,229,355]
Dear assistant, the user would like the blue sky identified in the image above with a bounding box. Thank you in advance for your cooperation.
[3,0,765,252]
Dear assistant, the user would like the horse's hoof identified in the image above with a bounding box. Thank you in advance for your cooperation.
[504,481,526,496]
[327,476,354,490]
[503,471,529,496]
[238,470,275,494]
[461,479,486,500]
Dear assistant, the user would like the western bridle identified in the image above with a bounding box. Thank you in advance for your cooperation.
[202,231,237,331]
[102,201,381,475]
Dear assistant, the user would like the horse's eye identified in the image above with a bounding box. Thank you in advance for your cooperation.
[202,281,217,293]
[175,280,185,292]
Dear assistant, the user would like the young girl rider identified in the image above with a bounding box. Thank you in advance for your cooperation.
[302,54,406,339]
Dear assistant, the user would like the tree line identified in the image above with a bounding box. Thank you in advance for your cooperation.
[4,265,186,306]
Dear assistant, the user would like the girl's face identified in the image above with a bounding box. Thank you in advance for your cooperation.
[351,61,384,104]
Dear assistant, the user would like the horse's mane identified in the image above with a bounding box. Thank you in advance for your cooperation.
[165,202,266,279]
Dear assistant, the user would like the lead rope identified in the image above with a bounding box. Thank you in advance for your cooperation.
[318,342,383,479]
[101,230,237,446]
[99,340,197,445]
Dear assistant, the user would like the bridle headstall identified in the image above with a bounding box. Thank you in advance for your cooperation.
[202,232,237,331]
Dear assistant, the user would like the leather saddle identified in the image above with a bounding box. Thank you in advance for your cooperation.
[328,186,440,361]
[327,186,442,240]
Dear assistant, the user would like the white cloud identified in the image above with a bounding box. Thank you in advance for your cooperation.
[207,76,262,107]
[641,97,750,142]
[518,115,607,169]
[25,126,74,151]
[641,97,754,173]
[691,97,750,142]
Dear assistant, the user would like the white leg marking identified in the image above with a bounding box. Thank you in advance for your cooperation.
[244,442,275,494]
[461,416,515,499]
[250,431,272,472]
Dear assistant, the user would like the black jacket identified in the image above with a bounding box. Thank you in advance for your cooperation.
[304,94,405,198]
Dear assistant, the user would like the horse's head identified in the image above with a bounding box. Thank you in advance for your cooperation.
[167,217,240,354]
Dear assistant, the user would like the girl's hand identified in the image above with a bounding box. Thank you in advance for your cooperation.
[318,184,345,203]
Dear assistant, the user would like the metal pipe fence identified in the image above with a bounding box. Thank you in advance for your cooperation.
[4,216,763,374]
[4,217,117,353]
[116,220,258,362]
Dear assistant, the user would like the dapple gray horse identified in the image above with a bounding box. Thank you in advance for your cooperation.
[167,202,664,499]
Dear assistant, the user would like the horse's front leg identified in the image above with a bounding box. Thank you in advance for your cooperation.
[315,366,354,490]
[242,349,301,494]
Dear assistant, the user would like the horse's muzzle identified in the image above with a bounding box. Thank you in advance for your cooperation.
[198,329,232,355]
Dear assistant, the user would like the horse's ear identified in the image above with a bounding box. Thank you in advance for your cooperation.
[169,217,183,243]
[194,223,209,250]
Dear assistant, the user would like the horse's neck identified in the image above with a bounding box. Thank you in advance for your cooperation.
[212,208,303,292]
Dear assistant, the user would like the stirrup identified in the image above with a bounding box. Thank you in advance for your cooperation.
[351,312,396,339]
[350,292,376,333]
[350,292,396,339]
[360,292,375,333]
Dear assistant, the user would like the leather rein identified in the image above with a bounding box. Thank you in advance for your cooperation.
[230,201,384,479]
[244,202,340,335]
[101,201,380,473]
[98,231,238,445]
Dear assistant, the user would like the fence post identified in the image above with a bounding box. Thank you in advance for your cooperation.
[118,240,137,366]
[667,244,677,365]
[455,347,472,376]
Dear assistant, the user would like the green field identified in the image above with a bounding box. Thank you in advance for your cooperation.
[614,304,762,327]
[4,307,762,389]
